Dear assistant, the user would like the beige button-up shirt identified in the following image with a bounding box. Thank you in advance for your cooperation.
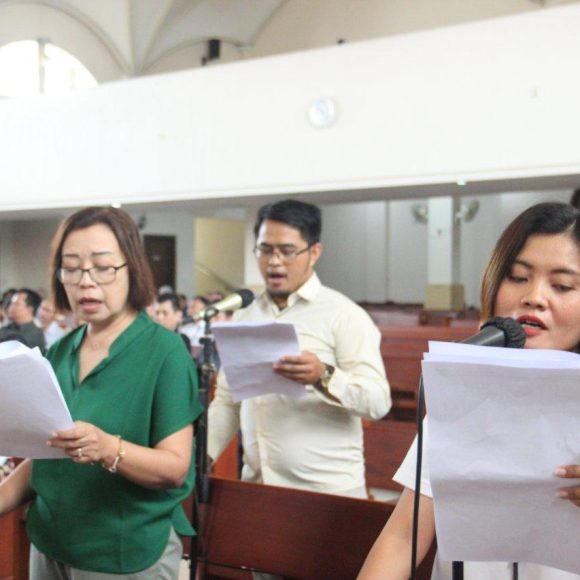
[208,273,391,497]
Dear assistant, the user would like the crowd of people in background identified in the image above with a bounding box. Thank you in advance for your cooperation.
[151,287,233,360]
[0,285,233,360]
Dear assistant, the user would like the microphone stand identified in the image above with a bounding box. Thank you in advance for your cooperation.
[410,376,425,580]
[190,313,218,580]
[410,377,464,580]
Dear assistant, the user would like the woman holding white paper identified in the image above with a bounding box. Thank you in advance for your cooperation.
[359,202,580,580]
[0,206,201,579]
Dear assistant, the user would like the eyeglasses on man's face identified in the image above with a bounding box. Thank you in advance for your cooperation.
[56,264,128,285]
[253,244,312,262]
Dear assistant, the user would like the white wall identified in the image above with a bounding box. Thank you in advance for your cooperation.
[0,222,16,291]
[1,189,575,306]
[1,210,197,298]
[319,189,573,306]
[459,196,500,308]
[3,0,577,83]
[194,217,245,295]
[242,206,264,293]
[251,0,576,57]
[317,201,389,303]
[387,200,429,304]
[0,3,123,82]
[146,42,246,76]
[318,203,367,300]
[8,218,61,294]
[1,5,580,212]
[129,210,195,298]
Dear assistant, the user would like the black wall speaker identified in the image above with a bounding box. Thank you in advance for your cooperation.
[208,39,221,61]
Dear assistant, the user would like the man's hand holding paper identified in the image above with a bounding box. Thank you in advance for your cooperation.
[273,350,326,385]
[212,320,307,402]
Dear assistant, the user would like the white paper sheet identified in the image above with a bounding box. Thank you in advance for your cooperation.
[0,341,74,458]
[421,342,580,575]
[212,321,305,402]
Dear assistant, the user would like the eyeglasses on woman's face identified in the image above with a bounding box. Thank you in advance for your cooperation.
[56,263,128,285]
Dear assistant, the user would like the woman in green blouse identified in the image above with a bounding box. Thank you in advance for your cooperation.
[0,207,202,579]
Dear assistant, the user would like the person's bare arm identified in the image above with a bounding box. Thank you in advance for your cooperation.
[0,459,35,517]
[48,422,193,490]
[358,488,436,580]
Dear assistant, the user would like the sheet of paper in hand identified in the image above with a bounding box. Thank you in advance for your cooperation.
[422,342,580,575]
[0,341,74,458]
[212,321,305,402]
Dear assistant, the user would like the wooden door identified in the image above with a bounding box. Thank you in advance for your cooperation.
[144,235,176,291]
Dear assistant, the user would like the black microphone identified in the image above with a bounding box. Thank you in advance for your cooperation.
[461,316,526,349]
[192,289,254,322]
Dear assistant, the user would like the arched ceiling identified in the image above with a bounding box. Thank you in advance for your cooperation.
[0,0,285,76]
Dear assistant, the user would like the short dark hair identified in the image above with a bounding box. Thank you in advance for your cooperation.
[17,288,42,314]
[50,207,156,312]
[193,295,210,306]
[253,199,322,245]
[480,202,580,321]
[2,289,16,311]
[157,292,181,312]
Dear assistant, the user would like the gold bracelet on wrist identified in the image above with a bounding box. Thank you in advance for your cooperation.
[102,435,126,473]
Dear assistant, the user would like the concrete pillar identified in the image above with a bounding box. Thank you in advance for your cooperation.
[364,201,389,303]
[425,196,464,310]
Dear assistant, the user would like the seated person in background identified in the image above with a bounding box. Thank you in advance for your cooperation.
[0,457,15,483]
[177,293,188,317]
[181,295,210,356]
[38,298,66,348]
[0,288,16,327]
[2,288,46,353]
[187,295,210,321]
[205,290,225,303]
[154,292,192,353]
[358,202,580,580]
[0,329,30,346]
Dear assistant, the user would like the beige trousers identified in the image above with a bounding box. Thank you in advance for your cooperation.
[29,528,183,580]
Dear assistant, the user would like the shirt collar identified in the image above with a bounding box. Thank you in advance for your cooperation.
[71,310,149,357]
[294,271,321,302]
[10,321,34,330]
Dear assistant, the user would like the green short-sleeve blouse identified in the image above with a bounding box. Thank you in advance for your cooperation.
[27,311,202,574]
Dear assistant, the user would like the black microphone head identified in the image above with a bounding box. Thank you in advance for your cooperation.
[480,317,526,349]
[235,289,254,308]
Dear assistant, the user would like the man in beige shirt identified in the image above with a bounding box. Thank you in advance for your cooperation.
[208,199,391,498]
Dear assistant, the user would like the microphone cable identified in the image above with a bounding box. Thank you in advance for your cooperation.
[410,374,425,580]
